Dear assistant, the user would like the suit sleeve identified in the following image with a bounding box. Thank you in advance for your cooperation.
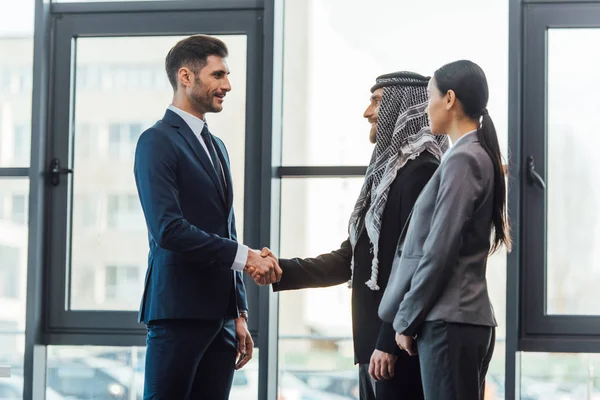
[229,211,249,311]
[393,149,483,337]
[232,213,248,312]
[133,128,238,266]
[273,239,353,291]
[375,161,438,354]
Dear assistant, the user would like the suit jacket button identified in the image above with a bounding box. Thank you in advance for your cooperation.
[403,321,408,327]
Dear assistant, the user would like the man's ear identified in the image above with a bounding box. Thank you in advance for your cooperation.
[177,67,193,88]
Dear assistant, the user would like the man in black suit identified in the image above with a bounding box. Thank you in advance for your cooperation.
[257,72,448,400]
[134,35,281,400]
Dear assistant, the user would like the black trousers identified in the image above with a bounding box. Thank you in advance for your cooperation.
[417,321,495,400]
[143,318,237,400]
[358,354,424,400]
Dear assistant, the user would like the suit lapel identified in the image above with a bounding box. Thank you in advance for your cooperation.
[162,110,227,206]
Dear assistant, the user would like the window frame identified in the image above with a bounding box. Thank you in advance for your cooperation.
[44,9,265,337]
[521,2,600,351]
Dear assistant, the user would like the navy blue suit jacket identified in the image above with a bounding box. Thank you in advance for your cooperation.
[134,109,247,324]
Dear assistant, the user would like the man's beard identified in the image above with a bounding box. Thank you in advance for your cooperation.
[369,126,377,144]
[192,92,220,113]
[192,78,221,113]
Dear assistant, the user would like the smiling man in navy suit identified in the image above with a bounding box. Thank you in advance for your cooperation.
[134,35,281,400]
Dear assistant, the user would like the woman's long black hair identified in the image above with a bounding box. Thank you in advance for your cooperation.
[434,60,511,253]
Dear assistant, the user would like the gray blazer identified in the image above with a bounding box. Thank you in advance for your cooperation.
[378,132,498,337]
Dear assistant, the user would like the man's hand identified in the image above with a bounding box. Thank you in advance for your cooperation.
[368,349,398,381]
[395,333,417,356]
[245,248,281,285]
[254,247,281,285]
[259,247,278,263]
[234,317,254,370]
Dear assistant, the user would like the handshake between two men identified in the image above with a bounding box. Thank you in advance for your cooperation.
[244,248,281,285]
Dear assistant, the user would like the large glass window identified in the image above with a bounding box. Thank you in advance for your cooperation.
[545,29,600,316]
[521,353,600,399]
[0,0,33,168]
[0,0,34,396]
[521,4,600,352]
[278,178,363,398]
[68,35,248,311]
[281,0,508,166]
[0,180,29,397]
[43,7,265,395]
[279,0,508,397]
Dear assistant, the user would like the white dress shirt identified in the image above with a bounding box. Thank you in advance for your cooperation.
[168,104,249,272]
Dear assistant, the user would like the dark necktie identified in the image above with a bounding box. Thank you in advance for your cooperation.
[200,124,226,193]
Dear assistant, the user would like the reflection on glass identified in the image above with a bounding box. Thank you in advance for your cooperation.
[0,179,29,399]
[279,338,358,399]
[47,345,259,400]
[230,348,259,400]
[521,352,600,399]
[278,178,363,399]
[280,0,508,394]
[281,0,509,166]
[546,29,600,315]
[0,335,36,400]
[279,178,363,334]
[0,0,34,168]
[69,35,247,310]
[47,346,145,400]
[0,3,31,393]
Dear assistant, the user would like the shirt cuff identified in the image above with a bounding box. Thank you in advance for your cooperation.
[231,244,250,271]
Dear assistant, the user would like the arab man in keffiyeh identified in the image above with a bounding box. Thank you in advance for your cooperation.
[270,71,448,400]
[348,72,449,291]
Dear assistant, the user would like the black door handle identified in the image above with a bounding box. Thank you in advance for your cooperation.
[49,158,73,186]
[527,155,545,190]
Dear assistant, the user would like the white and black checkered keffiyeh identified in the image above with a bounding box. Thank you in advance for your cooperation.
[348,72,449,290]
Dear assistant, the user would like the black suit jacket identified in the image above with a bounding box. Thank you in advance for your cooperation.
[273,151,439,363]
[133,109,247,324]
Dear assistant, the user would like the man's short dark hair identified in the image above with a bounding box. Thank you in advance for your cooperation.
[165,35,228,90]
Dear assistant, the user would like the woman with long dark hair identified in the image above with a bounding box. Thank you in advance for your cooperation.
[378,60,511,400]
